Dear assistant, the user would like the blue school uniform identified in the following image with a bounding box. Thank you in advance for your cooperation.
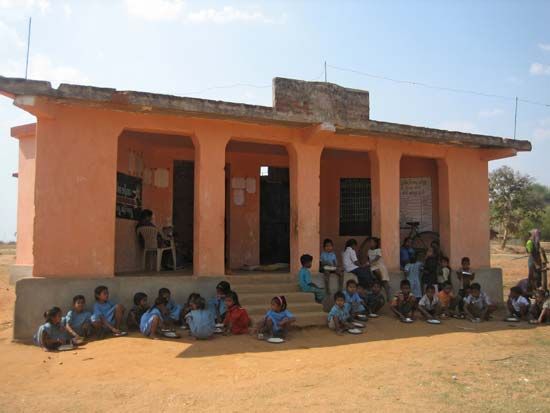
[320,251,337,266]
[33,322,70,347]
[404,262,423,299]
[91,301,117,325]
[208,296,227,319]
[265,309,295,333]
[400,247,415,269]
[140,307,164,336]
[299,267,326,302]
[342,290,366,313]
[327,304,350,322]
[185,309,215,339]
[63,310,92,336]
[166,299,182,321]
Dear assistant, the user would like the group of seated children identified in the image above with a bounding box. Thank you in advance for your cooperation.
[506,286,550,324]
[34,281,297,351]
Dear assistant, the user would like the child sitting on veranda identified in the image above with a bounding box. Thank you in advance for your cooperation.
[438,281,457,318]
[342,279,367,318]
[223,291,251,335]
[328,292,353,334]
[463,283,496,322]
[140,296,168,340]
[422,247,439,294]
[391,279,417,322]
[185,295,216,340]
[34,307,76,351]
[529,290,550,324]
[127,292,149,331]
[158,288,182,326]
[418,285,441,320]
[437,256,451,290]
[456,257,475,315]
[208,281,231,324]
[507,286,530,320]
[91,285,126,337]
[64,295,93,340]
[368,237,391,299]
[320,238,344,294]
[342,239,374,288]
[404,253,423,300]
[363,281,385,316]
[298,254,326,303]
[257,296,296,339]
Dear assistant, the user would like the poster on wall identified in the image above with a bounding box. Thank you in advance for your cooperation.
[116,172,143,220]
[400,177,432,232]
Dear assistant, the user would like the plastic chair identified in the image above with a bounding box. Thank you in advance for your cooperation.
[137,226,176,272]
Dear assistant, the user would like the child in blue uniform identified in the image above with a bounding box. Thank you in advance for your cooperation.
[91,285,126,337]
[158,288,182,326]
[320,238,344,294]
[328,292,353,334]
[404,254,423,300]
[257,296,296,338]
[298,254,326,303]
[140,296,168,339]
[208,281,231,323]
[34,307,73,351]
[127,292,149,330]
[185,295,216,340]
[64,295,93,339]
[342,279,366,318]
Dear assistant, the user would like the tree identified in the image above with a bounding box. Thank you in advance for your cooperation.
[489,166,545,248]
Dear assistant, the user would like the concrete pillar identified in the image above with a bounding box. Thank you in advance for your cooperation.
[371,143,401,270]
[192,129,230,276]
[288,142,322,274]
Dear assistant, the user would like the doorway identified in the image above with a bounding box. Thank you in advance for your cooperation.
[173,160,194,265]
[260,166,290,265]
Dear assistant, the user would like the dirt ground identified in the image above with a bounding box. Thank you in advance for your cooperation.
[0,246,549,413]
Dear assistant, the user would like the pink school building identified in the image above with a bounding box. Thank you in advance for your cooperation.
[1,76,530,339]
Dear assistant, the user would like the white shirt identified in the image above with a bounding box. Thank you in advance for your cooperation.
[510,295,529,312]
[368,248,382,270]
[464,292,491,309]
[419,294,440,310]
[342,247,358,272]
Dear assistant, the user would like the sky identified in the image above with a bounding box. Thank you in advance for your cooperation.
[0,0,549,241]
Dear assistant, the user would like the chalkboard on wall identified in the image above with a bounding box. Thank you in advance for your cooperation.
[116,172,142,220]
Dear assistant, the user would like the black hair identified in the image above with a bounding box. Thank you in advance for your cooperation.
[461,257,470,264]
[400,279,411,288]
[216,281,231,295]
[345,239,357,249]
[371,237,381,249]
[158,287,171,296]
[425,284,436,292]
[440,256,449,263]
[187,292,201,304]
[402,237,411,247]
[371,280,381,287]
[300,254,313,266]
[152,296,168,309]
[139,209,153,221]
[193,296,206,310]
[510,286,523,295]
[271,295,288,311]
[442,280,452,288]
[346,279,358,288]
[72,295,85,304]
[43,306,62,323]
[470,282,481,291]
[133,292,148,306]
[225,290,241,307]
[334,291,345,301]
[94,285,108,301]
[323,238,333,247]
[409,253,417,264]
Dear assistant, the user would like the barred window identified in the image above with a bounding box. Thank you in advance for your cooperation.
[339,178,372,236]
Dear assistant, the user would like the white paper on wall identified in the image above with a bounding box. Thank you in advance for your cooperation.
[154,168,170,188]
[232,177,246,189]
[245,177,256,194]
[143,168,152,185]
[399,177,433,232]
[233,189,245,206]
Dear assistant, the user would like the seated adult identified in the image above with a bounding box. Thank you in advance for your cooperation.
[136,209,170,248]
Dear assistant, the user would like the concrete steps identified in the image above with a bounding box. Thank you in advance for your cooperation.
[239,291,316,306]
[234,282,301,294]
[246,302,323,316]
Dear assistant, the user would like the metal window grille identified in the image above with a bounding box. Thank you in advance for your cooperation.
[339,178,372,236]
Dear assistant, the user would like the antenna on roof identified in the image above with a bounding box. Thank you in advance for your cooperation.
[513,96,518,140]
[324,61,327,83]
[24,17,32,79]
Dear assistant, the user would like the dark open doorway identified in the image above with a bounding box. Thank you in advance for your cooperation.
[260,166,290,265]
[173,160,194,265]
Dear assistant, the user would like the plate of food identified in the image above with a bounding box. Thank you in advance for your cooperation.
[402,317,413,323]
[368,313,379,318]
[347,328,363,334]
[58,344,75,351]
[505,317,520,322]
[163,331,180,338]
[214,327,224,334]
[324,266,337,272]
[427,319,441,324]
[267,337,285,344]
[471,318,481,323]
[215,323,224,328]
[352,321,365,328]
[355,314,367,321]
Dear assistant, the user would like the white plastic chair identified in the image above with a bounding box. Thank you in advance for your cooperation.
[137,226,176,272]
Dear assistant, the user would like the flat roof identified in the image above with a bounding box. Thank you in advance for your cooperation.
[0,75,531,151]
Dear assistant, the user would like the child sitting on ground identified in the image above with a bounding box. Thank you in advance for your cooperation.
[342,279,366,318]
[223,291,251,335]
[368,237,391,299]
[91,285,126,337]
[185,295,216,340]
[158,288,182,326]
[182,292,201,326]
[507,286,530,320]
[391,279,417,321]
[456,257,475,315]
[404,253,423,300]
[437,256,451,290]
[320,238,344,294]
[140,296,168,339]
[463,283,496,322]
[127,292,149,331]
[34,307,74,351]
[364,281,385,316]
[257,296,296,339]
[208,281,231,323]
[529,290,549,324]
[418,285,441,320]
[438,281,456,318]
[64,295,93,340]
[298,254,326,303]
[328,292,353,334]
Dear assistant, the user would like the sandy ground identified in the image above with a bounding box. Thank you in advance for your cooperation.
[0,247,549,413]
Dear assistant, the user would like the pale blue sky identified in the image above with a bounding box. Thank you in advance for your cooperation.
[0,0,549,241]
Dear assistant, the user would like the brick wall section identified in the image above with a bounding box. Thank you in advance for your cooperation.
[273,77,369,125]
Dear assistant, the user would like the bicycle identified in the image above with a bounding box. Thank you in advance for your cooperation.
[401,221,440,259]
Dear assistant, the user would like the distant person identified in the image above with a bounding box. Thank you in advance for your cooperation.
[64,295,93,340]
[91,286,126,337]
[158,288,182,326]
[400,237,415,269]
[438,281,457,318]
[327,292,353,334]
[404,253,423,300]
[185,295,216,340]
[437,256,451,290]
[342,279,366,318]
[526,229,547,289]
[363,280,385,316]
[208,281,231,323]
[422,247,439,294]
[223,291,251,335]
[320,238,344,294]
[298,254,326,303]
[140,296,168,339]
[529,290,550,324]
[127,292,149,331]
[418,285,441,320]
[342,239,373,288]
[368,237,391,299]
[456,257,475,315]
[257,296,296,339]
[463,283,496,322]
[391,279,417,322]
[506,286,530,320]
[34,307,74,351]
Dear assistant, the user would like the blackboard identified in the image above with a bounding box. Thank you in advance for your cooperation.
[116,172,142,220]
